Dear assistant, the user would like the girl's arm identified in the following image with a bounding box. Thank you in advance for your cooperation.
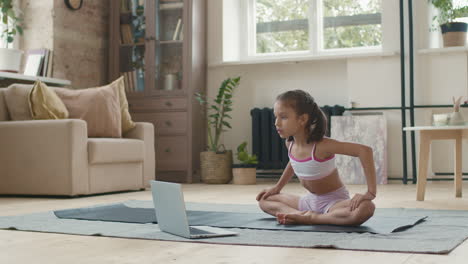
[256,162,295,201]
[321,138,377,198]
[274,161,295,191]
[256,141,295,201]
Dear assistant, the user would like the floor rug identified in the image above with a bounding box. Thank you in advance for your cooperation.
[1,200,467,254]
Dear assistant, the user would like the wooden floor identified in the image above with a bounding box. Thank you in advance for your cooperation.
[1,180,468,264]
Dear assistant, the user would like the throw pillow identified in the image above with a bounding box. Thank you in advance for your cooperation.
[110,76,136,133]
[3,83,34,120]
[54,85,122,138]
[29,80,69,119]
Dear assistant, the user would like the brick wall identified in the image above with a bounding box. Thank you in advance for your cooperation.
[20,0,109,88]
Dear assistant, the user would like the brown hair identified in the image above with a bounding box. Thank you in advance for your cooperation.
[276,90,327,143]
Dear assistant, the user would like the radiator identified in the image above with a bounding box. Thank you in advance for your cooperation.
[251,106,345,170]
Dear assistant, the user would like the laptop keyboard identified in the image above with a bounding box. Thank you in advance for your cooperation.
[189,227,214,235]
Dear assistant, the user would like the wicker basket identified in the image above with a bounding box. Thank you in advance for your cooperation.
[200,150,233,184]
[232,167,256,185]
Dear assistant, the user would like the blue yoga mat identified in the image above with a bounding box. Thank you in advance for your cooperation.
[54,203,426,234]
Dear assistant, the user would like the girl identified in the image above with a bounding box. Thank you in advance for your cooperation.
[256,90,376,226]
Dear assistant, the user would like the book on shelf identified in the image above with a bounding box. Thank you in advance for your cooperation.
[23,48,54,77]
[160,2,183,10]
[121,69,144,92]
[46,50,54,77]
[120,0,130,12]
[172,18,182,40]
[23,54,43,76]
[178,23,183,41]
[120,24,134,44]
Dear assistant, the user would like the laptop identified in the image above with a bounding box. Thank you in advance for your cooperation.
[150,180,238,239]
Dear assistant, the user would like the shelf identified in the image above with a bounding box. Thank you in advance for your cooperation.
[418,46,468,55]
[152,89,185,96]
[0,72,71,86]
[160,40,183,45]
[160,2,183,10]
[121,42,145,47]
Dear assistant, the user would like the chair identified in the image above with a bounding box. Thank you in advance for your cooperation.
[0,88,155,196]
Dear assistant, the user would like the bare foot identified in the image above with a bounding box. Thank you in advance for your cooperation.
[276,211,318,225]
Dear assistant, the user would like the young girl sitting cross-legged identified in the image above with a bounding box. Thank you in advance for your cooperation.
[256,90,376,226]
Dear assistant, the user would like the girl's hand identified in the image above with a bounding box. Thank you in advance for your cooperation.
[256,186,280,201]
[349,192,375,211]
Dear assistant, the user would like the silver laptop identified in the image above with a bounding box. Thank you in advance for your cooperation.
[150,180,238,239]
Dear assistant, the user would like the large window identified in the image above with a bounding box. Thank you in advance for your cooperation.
[254,0,382,55]
[256,0,310,54]
[453,0,468,24]
[321,0,382,50]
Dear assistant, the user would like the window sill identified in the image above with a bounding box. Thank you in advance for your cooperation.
[418,46,468,55]
[208,51,399,67]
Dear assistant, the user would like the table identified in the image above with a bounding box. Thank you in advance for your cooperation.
[403,124,468,201]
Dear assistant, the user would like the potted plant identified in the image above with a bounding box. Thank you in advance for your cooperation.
[195,76,241,184]
[232,141,258,185]
[429,0,468,47]
[0,0,23,73]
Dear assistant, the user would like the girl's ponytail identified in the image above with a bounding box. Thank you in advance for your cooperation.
[306,101,327,143]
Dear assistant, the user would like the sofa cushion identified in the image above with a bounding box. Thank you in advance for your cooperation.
[0,89,10,121]
[54,84,122,138]
[3,84,33,120]
[112,76,136,134]
[29,80,69,119]
[88,138,145,164]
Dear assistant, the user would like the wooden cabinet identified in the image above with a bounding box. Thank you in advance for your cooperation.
[109,0,206,183]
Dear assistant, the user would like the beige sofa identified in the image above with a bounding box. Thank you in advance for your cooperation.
[0,88,155,196]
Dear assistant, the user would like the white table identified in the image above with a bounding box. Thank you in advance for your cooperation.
[404,124,468,201]
[0,71,70,86]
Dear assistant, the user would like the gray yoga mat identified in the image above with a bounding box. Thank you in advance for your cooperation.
[53,202,425,234]
[2,201,468,254]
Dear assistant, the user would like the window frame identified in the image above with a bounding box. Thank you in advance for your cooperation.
[247,0,384,59]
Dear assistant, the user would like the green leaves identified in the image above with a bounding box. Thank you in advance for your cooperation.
[236,141,258,165]
[0,0,23,46]
[194,76,241,152]
[430,0,468,27]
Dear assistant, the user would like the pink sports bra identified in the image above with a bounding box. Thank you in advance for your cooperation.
[288,141,336,180]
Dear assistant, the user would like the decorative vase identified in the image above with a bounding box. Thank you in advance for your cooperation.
[200,150,233,184]
[164,74,177,91]
[0,48,23,73]
[448,111,464,126]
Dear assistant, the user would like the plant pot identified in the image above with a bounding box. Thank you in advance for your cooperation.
[232,164,256,185]
[440,22,467,47]
[200,150,233,184]
[0,48,23,73]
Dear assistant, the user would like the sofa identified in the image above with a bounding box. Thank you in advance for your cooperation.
[0,85,155,196]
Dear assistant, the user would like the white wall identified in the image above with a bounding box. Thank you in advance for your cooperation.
[206,0,468,178]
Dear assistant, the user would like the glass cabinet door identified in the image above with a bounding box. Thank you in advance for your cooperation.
[154,0,184,93]
[119,0,146,94]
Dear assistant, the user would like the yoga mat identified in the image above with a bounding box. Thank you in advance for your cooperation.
[53,201,425,234]
[1,201,468,254]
